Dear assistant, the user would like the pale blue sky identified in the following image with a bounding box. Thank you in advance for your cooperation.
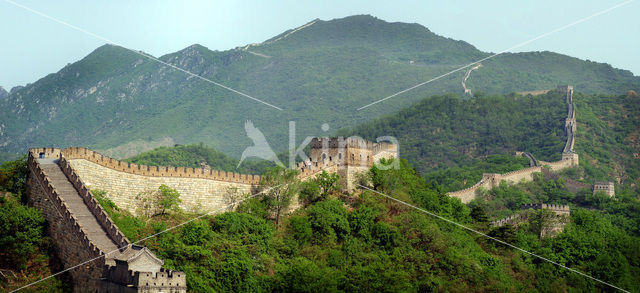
[1,0,638,90]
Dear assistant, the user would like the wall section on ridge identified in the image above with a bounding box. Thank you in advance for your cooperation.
[69,158,255,215]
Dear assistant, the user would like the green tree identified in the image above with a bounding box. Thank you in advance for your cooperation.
[0,156,28,195]
[259,167,300,226]
[308,199,350,242]
[315,171,340,199]
[136,184,182,217]
[470,205,489,223]
[158,185,182,215]
[0,194,46,269]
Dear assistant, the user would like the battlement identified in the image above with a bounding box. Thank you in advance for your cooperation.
[135,269,186,291]
[58,155,130,248]
[521,203,570,214]
[30,147,61,159]
[28,149,186,292]
[491,214,525,227]
[492,203,570,237]
[102,266,186,292]
[308,137,398,170]
[310,137,374,149]
[62,147,260,185]
[593,181,615,196]
[27,150,105,259]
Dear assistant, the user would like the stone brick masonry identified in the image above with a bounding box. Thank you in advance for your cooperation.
[26,148,185,292]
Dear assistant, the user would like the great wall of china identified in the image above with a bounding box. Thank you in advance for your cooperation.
[24,137,397,291]
[447,86,614,203]
[26,148,186,292]
[22,85,619,291]
[491,204,571,238]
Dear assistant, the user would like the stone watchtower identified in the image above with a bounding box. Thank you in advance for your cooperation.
[101,245,186,292]
[302,137,398,190]
[593,181,615,197]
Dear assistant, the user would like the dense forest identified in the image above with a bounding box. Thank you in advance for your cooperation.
[341,89,640,192]
[2,151,640,291]
[339,90,568,175]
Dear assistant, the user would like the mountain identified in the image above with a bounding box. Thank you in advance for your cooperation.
[340,90,569,174]
[341,89,640,188]
[0,87,7,100]
[1,15,638,158]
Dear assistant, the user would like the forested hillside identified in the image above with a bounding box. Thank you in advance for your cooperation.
[1,15,638,159]
[341,90,568,174]
[342,89,640,194]
[11,157,635,292]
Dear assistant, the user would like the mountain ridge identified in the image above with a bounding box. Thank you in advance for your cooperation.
[1,14,638,158]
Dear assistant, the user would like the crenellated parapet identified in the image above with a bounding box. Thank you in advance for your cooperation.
[521,203,570,215]
[27,149,186,292]
[492,203,570,237]
[101,246,186,293]
[27,149,107,290]
[62,147,261,185]
[27,149,106,258]
[58,155,130,249]
[307,137,398,191]
[593,181,615,196]
[310,137,374,150]
[102,268,187,292]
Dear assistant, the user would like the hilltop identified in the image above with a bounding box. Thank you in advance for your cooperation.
[1,15,638,159]
[342,89,639,194]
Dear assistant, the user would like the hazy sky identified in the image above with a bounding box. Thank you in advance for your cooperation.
[1,0,638,90]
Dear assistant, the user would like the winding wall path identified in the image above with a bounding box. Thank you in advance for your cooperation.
[447,86,579,203]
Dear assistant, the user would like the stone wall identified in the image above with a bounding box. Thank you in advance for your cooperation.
[58,155,130,248]
[493,203,570,238]
[69,158,255,215]
[594,181,615,196]
[26,150,106,291]
[101,267,186,293]
[448,86,581,203]
[448,167,543,203]
[62,147,260,184]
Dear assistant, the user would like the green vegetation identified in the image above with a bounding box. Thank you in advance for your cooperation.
[572,91,640,184]
[341,90,567,176]
[257,167,300,226]
[0,155,28,195]
[0,158,71,292]
[1,15,637,158]
[125,143,273,174]
[0,194,46,270]
[88,158,640,292]
[424,154,529,191]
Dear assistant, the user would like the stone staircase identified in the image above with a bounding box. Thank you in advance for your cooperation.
[38,159,120,254]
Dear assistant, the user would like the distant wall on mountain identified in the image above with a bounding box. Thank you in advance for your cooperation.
[448,86,580,203]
